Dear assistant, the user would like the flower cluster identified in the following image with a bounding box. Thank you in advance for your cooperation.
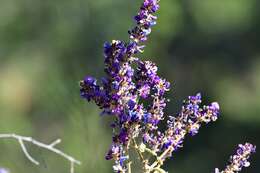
[139,93,220,171]
[215,143,256,173]
[129,0,159,44]
[80,1,169,171]
[143,94,220,161]
[80,0,256,173]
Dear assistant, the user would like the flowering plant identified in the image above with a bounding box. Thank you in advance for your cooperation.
[79,0,256,173]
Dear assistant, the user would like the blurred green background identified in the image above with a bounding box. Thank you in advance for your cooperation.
[0,0,259,172]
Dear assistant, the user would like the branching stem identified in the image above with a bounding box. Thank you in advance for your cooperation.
[0,133,81,173]
[133,139,145,161]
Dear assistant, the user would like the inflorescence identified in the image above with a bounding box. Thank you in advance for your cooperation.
[79,0,256,172]
[215,143,256,173]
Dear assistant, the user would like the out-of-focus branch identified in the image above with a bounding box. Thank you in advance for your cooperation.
[0,133,81,173]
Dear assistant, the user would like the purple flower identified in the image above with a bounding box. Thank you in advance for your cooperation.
[79,0,255,172]
[143,0,160,13]
[151,94,221,158]
[215,143,256,173]
[138,84,150,98]
[129,0,159,45]
[105,145,121,160]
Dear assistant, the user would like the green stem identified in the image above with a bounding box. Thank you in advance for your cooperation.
[127,161,132,173]
[153,167,167,173]
[133,139,145,161]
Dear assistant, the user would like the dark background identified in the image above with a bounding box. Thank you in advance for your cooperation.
[0,0,259,172]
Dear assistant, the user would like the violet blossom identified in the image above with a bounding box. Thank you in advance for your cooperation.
[215,143,256,173]
[80,0,256,172]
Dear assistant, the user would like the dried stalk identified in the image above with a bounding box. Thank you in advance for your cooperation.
[0,133,81,173]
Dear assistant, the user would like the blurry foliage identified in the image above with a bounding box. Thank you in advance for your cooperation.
[0,0,259,172]
[190,0,255,34]
[216,58,260,124]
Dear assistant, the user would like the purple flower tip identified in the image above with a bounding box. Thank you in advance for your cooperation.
[211,102,220,110]
[84,76,96,85]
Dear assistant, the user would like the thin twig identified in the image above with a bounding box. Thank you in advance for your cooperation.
[49,139,61,147]
[0,133,81,173]
[127,161,132,173]
[153,167,167,173]
[149,146,173,170]
[18,138,40,165]
[133,139,145,161]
